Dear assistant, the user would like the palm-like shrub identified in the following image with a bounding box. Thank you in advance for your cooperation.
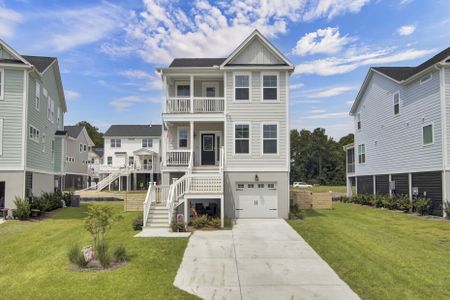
[13,197,31,220]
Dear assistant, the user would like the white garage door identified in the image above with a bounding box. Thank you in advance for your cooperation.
[235,182,278,218]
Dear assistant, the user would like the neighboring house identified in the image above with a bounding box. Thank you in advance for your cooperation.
[345,47,450,216]
[0,40,67,209]
[88,147,103,186]
[57,125,94,190]
[97,124,162,191]
[143,30,294,228]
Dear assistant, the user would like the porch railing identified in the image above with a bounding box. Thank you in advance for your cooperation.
[165,97,224,113]
[347,163,355,173]
[166,150,191,166]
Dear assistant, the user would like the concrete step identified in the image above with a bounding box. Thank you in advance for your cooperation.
[149,214,169,220]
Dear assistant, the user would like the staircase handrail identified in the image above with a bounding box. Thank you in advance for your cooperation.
[143,182,155,227]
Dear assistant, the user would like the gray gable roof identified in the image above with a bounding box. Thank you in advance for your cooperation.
[64,125,84,139]
[374,47,450,81]
[169,58,226,68]
[104,125,162,137]
[92,147,104,157]
[22,55,56,73]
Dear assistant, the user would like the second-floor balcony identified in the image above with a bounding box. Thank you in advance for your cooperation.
[166,97,224,113]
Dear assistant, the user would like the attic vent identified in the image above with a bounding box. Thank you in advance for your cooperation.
[420,73,432,84]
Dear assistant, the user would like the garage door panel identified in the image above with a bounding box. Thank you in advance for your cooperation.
[236,182,277,218]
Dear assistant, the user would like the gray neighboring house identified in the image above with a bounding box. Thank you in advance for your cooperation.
[143,30,294,229]
[345,47,450,216]
[0,39,67,209]
[58,125,94,190]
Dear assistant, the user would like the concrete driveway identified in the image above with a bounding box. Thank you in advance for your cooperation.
[174,219,359,300]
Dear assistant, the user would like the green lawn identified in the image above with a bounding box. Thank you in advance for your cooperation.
[289,203,450,300]
[291,185,348,193]
[0,203,195,300]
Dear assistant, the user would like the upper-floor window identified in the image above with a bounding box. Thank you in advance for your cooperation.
[357,113,361,130]
[262,74,278,101]
[262,123,277,154]
[83,144,87,152]
[420,73,432,84]
[128,156,134,166]
[234,74,250,101]
[235,123,250,154]
[176,83,190,97]
[35,82,40,111]
[110,138,121,148]
[79,143,83,152]
[358,144,366,164]
[142,138,153,148]
[422,124,433,145]
[393,92,400,115]
[178,128,188,148]
[107,156,112,165]
[29,125,40,142]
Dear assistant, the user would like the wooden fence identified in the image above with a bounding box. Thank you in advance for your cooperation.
[290,190,332,209]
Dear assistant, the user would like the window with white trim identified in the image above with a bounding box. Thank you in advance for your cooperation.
[29,125,40,142]
[35,82,40,111]
[357,113,361,130]
[393,92,400,115]
[79,143,83,152]
[422,124,433,145]
[234,74,250,101]
[83,144,87,152]
[142,138,153,148]
[262,124,277,154]
[107,156,112,165]
[47,97,51,120]
[358,144,366,164]
[262,74,277,101]
[110,138,121,148]
[50,99,54,122]
[178,129,188,148]
[176,84,190,97]
[235,123,250,154]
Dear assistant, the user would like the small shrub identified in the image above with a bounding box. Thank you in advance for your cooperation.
[170,220,186,232]
[113,245,129,263]
[339,196,350,203]
[371,195,384,208]
[40,192,63,211]
[132,215,143,231]
[208,217,221,228]
[413,197,431,215]
[397,195,412,212]
[444,202,450,219]
[13,197,31,220]
[67,244,88,268]
[58,191,73,207]
[381,196,396,210]
[85,204,122,248]
[96,240,111,268]
[191,215,208,229]
[289,203,304,220]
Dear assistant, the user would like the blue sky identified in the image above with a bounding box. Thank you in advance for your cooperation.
[2,0,450,139]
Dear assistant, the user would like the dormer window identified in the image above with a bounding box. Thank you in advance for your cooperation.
[357,113,361,130]
[393,92,400,115]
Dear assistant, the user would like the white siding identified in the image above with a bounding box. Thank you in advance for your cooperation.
[444,67,450,166]
[354,71,442,176]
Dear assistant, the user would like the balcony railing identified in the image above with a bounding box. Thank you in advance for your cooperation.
[166,97,224,113]
[166,150,191,166]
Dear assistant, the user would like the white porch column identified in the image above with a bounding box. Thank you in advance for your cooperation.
[151,155,154,184]
[346,177,352,196]
[118,176,121,192]
[190,121,194,164]
[133,174,137,190]
[388,174,392,197]
[190,75,194,113]
[220,195,224,228]
[163,75,167,112]
[373,175,376,196]
[184,198,189,226]
[408,173,413,210]
[126,175,129,191]
[355,177,358,195]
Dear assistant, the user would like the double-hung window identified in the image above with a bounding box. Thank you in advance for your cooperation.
[262,124,278,154]
[176,83,190,97]
[358,144,366,164]
[393,92,400,115]
[107,156,112,165]
[110,138,121,148]
[142,138,153,148]
[235,123,250,154]
[178,128,188,148]
[422,124,433,145]
[357,113,361,130]
[262,74,278,101]
[234,74,250,101]
[29,125,40,142]
[35,82,40,111]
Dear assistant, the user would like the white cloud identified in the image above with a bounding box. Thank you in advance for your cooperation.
[306,86,356,98]
[0,7,23,37]
[310,109,326,113]
[120,69,162,90]
[291,83,304,90]
[397,25,416,36]
[293,27,351,56]
[400,0,413,5]
[296,47,435,76]
[43,2,124,52]
[103,0,370,64]
[304,112,349,119]
[346,100,354,106]
[110,96,144,112]
[65,89,80,101]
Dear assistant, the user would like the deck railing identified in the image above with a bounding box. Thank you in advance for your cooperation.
[166,150,191,166]
[165,97,224,113]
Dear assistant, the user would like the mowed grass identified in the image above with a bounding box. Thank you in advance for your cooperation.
[291,185,348,193]
[288,203,450,300]
[0,203,195,300]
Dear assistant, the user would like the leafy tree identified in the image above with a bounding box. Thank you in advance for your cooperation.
[84,204,122,248]
[76,121,104,147]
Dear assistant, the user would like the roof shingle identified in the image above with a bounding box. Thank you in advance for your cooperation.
[22,55,56,73]
[64,125,84,139]
[169,58,226,68]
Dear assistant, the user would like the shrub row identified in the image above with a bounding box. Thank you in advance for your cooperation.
[13,191,73,220]
[340,194,432,215]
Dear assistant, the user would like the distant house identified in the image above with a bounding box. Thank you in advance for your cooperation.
[346,47,450,216]
[0,39,67,209]
[58,125,94,190]
[88,147,103,186]
[97,124,162,191]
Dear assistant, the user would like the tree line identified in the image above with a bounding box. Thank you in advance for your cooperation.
[290,128,354,186]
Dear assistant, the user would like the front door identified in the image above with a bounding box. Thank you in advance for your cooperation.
[201,134,215,165]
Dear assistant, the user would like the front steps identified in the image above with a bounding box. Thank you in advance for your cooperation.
[146,203,170,228]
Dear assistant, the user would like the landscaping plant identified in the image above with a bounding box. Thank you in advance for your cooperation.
[444,202,450,219]
[396,195,412,212]
[191,215,208,229]
[95,240,112,268]
[67,244,88,268]
[113,245,129,263]
[13,197,31,220]
[170,220,186,232]
[84,204,122,248]
[289,203,305,220]
[413,197,431,215]
[132,215,143,231]
[208,217,221,228]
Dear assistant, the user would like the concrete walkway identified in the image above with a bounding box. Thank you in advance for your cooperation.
[174,219,359,300]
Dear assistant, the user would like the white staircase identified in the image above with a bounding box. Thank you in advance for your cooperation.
[146,203,170,228]
[95,172,121,191]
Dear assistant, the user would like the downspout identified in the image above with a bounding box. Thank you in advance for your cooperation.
[437,63,448,217]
